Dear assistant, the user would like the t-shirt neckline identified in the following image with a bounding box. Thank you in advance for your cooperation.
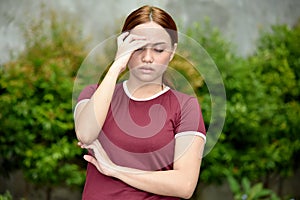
[123,80,170,101]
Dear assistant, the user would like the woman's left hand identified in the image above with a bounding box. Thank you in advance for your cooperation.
[78,140,117,177]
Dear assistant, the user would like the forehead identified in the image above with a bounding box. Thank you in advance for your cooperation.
[130,22,172,45]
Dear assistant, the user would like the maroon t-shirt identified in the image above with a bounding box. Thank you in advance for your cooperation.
[75,81,206,200]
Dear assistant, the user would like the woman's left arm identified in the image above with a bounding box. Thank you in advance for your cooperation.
[83,135,205,199]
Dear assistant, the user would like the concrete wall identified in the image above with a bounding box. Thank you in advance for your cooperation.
[1,0,300,64]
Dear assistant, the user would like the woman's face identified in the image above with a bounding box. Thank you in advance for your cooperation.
[127,21,176,83]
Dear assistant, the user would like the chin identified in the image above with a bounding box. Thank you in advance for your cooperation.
[136,75,162,83]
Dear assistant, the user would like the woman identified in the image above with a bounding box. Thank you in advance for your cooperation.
[74,5,206,200]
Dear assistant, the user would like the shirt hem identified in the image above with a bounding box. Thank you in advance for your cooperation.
[73,99,90,119]
[175,131,206,143]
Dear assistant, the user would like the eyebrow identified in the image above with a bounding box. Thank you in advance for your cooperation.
[152,42,167,46]
[143,42,169,48]
[141,42,171,49]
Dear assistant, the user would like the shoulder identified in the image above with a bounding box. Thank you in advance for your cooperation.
[168,89,199,106]
[82,84,99,93]
[114,82,124,92]
[77,84,99,102]
[77,82,124,102]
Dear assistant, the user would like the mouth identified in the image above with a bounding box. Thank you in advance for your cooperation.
[138,66,155,73]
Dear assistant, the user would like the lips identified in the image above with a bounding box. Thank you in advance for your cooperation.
[138,66,155,73]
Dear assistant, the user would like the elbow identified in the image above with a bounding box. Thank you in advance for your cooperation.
[75,127,98,145]
[180,180,196,199]
[75,116,102,144]
[77,136,94,145]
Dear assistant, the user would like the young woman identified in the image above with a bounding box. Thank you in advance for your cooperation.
[74,5,206,200]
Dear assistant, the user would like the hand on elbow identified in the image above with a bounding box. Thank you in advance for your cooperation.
[75,128,98,145]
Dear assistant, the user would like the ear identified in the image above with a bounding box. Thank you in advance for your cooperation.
[169,43,178,61]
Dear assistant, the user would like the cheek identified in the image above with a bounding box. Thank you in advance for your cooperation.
[127,54,139,68]
[156,53,172,64]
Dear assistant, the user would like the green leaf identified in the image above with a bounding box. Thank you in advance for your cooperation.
[227,175,240,195]
[241,177,251,194]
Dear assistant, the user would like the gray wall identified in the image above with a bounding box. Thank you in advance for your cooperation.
[1,0,300,64]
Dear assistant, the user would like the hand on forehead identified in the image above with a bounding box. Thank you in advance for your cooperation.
[130,22,172,47]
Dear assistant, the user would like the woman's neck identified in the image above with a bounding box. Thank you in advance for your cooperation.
[126,79,164,99]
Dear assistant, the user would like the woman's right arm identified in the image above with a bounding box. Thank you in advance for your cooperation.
[74,32,147,145]
[74,64,122,145]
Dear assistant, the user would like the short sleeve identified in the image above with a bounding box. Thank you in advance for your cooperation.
[77,84,99,103]
[174,97,206,142]
[73,84,98,119]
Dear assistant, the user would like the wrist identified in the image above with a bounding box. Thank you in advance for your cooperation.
[112,57,128,72]
[105,63,124,78]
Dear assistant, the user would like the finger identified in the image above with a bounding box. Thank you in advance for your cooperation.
[126,34,147,43]
[117,32,130,43]
[77,141,86,148]
[84,154,106,174]
[83,155,98,166]
[121,38,149,51]
[118,33,146,45]
[118,41,148,57]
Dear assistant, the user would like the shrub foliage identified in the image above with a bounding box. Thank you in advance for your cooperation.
[0,10,299,199]
[0,12,86,191]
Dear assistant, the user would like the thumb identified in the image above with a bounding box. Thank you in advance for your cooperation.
[83,155,97,164]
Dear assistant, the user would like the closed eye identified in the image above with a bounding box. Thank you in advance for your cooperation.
[154,48,164,53]
[136,47,145,51]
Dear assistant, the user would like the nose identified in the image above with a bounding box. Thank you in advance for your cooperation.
[141,48,154,63]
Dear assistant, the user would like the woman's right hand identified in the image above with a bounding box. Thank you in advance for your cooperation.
[112,32,148,72]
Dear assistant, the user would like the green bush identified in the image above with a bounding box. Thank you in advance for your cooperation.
[0,191,12,200]
[227,175,280,200]
[186,20,300,199]
[248,23,300,178]
[0,11,87,198]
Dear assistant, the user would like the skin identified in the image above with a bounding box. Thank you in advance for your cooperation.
[126,22,176,96]
[74,21,205,199]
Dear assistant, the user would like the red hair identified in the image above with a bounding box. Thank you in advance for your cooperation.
[121,5,178,45]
